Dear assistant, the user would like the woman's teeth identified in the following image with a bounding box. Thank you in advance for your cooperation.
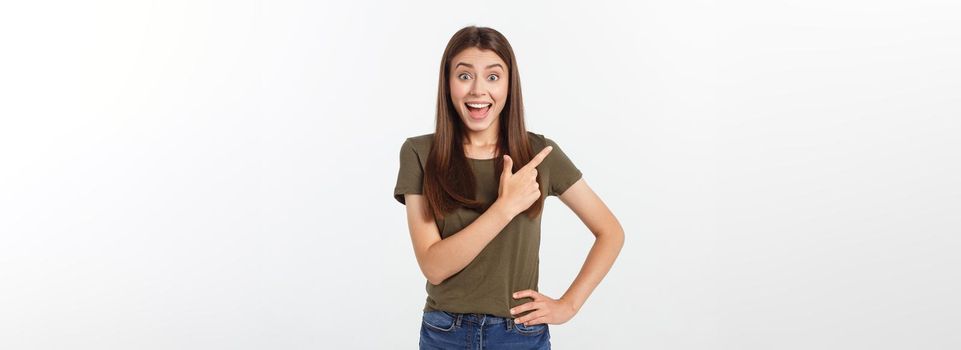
[466,102,491,120]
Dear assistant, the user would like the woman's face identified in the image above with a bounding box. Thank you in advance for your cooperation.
[448,47,509,135]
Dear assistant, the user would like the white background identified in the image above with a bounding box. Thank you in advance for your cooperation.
[1,0,959,349]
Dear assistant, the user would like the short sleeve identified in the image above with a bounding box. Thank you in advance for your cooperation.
[393,138,424,205]
[545,137,583,196]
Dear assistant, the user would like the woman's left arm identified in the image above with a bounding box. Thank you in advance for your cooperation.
[510,178,625,326]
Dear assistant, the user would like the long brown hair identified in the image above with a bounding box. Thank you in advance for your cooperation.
[423,26,544,220]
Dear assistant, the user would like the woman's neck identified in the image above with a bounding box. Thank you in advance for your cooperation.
[463,128,498,147]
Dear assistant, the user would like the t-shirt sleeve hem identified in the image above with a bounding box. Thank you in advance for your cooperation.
[551,171,582,196]
[393,189,422,205]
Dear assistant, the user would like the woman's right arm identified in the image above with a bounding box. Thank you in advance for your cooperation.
[405,146,553,285]
[404,194,514,285]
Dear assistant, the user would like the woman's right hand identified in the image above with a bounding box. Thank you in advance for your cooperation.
[496,146,553,217]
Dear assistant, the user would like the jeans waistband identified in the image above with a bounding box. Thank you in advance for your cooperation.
[442,311,512,327]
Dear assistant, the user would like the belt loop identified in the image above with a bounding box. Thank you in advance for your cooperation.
[455,313,462,327]
[506,317,512,331]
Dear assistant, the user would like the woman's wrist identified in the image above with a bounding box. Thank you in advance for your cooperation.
[559,296,581,313]
[490,199,518,222]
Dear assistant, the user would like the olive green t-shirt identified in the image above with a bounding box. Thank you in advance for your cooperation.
[393,131,582,318]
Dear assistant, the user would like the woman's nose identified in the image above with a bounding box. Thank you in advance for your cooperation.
[469,80,484,96]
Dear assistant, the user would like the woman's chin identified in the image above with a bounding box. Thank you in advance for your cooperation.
[462,119,495,132]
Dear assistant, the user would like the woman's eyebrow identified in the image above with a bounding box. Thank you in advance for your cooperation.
[455,62,504,70]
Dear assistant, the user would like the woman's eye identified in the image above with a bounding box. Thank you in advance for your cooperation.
[488,74,499,81]
[458,73,471,80]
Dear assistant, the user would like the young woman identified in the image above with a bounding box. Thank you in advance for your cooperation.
[393,26,624,350]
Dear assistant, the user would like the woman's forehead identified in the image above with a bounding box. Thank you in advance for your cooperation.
[451,47,507,69]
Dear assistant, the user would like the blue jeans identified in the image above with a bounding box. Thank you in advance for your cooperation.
[419,310,551,349]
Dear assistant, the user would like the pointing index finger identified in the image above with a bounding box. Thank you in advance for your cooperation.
[522,146,553,170]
